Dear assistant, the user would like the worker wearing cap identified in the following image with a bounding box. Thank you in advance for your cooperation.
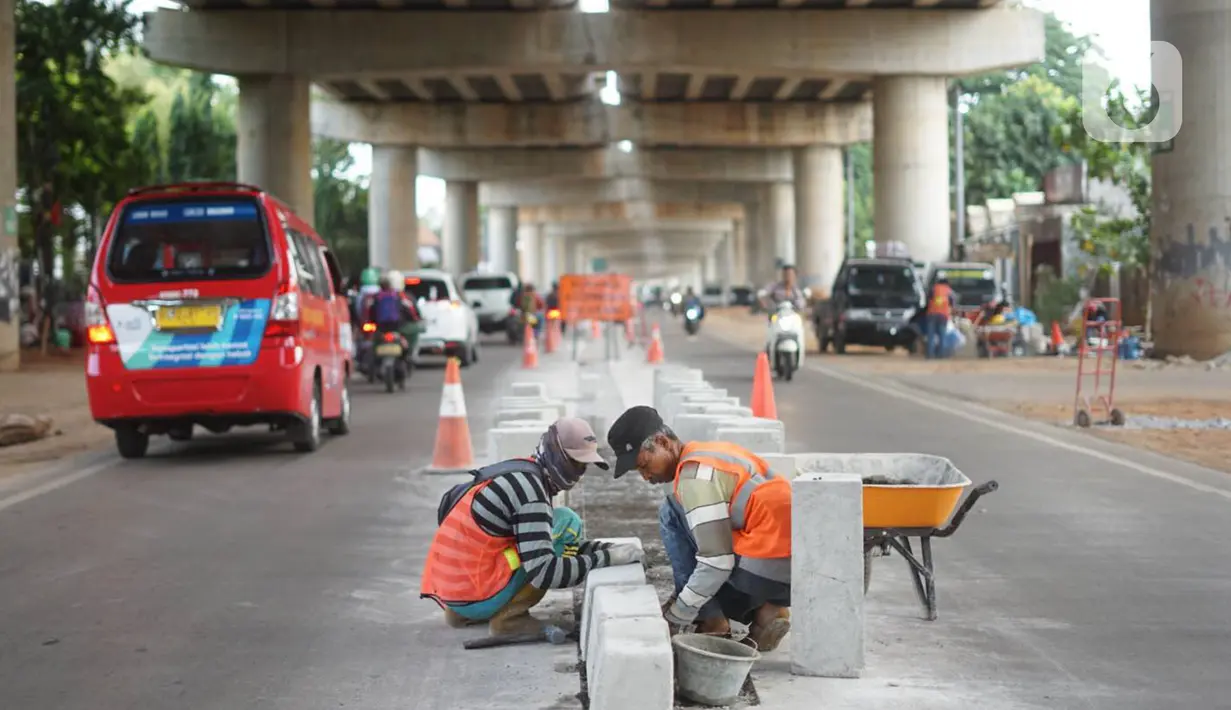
[421,418,644,636]
[606,406,792,651]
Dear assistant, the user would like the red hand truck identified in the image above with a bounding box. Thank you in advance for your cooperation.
[1073,297,1127,428]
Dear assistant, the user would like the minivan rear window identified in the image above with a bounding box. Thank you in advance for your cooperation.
[463,276,513,290]
[847,266,916,293]
[106,197,270,283]
[405,277,451,302]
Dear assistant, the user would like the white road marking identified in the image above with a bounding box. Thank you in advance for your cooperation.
[0,458,118,513]
[704,328,1231,502]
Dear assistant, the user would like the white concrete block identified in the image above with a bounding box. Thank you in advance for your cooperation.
[509,381,547,398]
[653,367,702,402]
[672,413,746,443]
[585,585,662,676]
[579,373,601,400]
[580,538,646,662]
[496,396,567,420]
[487,427,544,461]
[715,426,785,453]
[791,472,865,678]
[655,381,718,411]
[676,402,755,419]
[589,616,674,710]
[759,453,799,479]
[493,407,556,426]
[662,389,733,422]
[704,416,784,439]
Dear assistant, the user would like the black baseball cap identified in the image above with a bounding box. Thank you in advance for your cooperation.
[606,406,664,479]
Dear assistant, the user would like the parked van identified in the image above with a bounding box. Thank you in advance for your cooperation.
[85,182,354,459]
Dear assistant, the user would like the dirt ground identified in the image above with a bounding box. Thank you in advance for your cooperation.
[705,308,1231,476]
[0,349,111,478]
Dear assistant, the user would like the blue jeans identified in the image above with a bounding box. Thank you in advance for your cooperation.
[659,496,726,621]
[924,314,949,359]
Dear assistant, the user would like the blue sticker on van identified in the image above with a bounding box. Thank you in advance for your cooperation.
[105,299,271,370]
[125,202,260,224]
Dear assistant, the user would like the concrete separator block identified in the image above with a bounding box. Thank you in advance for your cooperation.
[580,538,645,662]
[715,426,785,453]
[662,389,732,422]
[497,397,567,421]
[759,453,799,479]
[588,616,674,710]
[584,585,662,677]
[703,416,783,439]
[675,402,755,419]
[487,427,544,461]
[579,373,601,400]
[673,413,747,443]
[654,381,719,412]
[509,381,548,398]
[493,407,557,426]
[791,473,865,678]
[653,367,702,401]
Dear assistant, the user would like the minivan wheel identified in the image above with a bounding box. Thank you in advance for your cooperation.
[116,427,150,459]
[326,380,351,436]
[292,382,323,453]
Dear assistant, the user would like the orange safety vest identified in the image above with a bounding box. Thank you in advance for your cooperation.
[674,441,792,561]
[927,283,954,317]
[420,480,521,608]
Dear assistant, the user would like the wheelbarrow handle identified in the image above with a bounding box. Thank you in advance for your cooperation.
[934,479,999,539]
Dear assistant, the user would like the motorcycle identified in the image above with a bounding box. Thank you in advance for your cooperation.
[373,328,411,392]
[506,309,542,344]
[683,305,702,335]
[766,301,805,381]
[357,321,378,383]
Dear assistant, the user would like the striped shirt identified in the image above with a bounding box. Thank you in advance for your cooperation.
[470,470,611,590]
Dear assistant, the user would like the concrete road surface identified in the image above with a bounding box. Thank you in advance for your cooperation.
[658,323,1231,709]
[0,344,581,710]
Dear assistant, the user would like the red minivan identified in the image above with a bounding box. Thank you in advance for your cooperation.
[84,182,354,458]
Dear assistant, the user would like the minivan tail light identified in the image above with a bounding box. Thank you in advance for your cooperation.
[450,300,462,309]
[85,290,116,345]
[264,284,301,338]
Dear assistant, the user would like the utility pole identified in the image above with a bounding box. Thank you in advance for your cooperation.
[845,146,856,258]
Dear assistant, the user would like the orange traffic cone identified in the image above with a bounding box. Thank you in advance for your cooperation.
[426,357,475,473]
[646,324,665,364]
[1050,321,1065,354]
[591,320,601,340]
[522,323,539,369]
[751,351,778,419]
[544,318,559,354]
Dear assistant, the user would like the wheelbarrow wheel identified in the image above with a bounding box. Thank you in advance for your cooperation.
[1075,409,1092,428]
[1110,408,1126,426]
[863,548,873,595]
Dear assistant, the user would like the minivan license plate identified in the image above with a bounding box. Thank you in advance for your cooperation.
[156,305,222,330]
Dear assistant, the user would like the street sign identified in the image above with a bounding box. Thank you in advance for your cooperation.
[591,258,608,272]
[559,273,633,323]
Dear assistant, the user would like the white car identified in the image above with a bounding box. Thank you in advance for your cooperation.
[402,269,480,367]
[460,270,519,340]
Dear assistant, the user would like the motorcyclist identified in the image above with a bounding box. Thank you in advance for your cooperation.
[544,281,566,334]
[761,265,808,317]
[682,287,705,320]
[367,275,421,362]
[519,282,547,339]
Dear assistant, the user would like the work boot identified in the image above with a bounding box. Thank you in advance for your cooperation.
[443,608,484,629]
[745,604,790,652]
[488,583,549,637]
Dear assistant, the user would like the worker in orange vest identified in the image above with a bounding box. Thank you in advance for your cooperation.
[607,406,793,652]
[924,275,956,359]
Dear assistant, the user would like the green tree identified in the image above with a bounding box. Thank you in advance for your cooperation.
[129,107,165,185]
[312,138,369,276]
[15,0,142,310]
[166,73,236,182]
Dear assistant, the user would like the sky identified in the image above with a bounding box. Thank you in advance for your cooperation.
[129,0,1152,216]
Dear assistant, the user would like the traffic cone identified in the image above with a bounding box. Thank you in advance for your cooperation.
[751,351,778,419]
[646,324,665,364]
[426,357,474,473]
[591,320,601,340]
[522,323,539,369]
[544,318,559,354]
[1050,321,1065,355]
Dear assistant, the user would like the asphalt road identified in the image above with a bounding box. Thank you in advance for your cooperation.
[657,321,1231,709]
[0,341,581,710]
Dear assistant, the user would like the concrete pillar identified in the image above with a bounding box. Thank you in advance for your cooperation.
[791,472,864,678]
[767,182,796,268]
[702,249,718,285]
[1150,1,1231,359]
[517,223,541,284]
[873,75,950,265]
[551,233,569,283]
[745,201,769,288]
[795,145,845,297]
[237,75,313,222]
[443,181,479,277]
[0,0,17,371]
[538,231,558,288]
[732,219,748,285]
[487,206,518,274]
[368,145,419,270]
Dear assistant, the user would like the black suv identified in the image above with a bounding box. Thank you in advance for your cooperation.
[814,257,925,354]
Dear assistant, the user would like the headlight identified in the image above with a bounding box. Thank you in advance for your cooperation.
[778,313,801,329]
[903,307,917,320]
[670,293,682,304]
[845,309,872,320]
[686,308,700,319]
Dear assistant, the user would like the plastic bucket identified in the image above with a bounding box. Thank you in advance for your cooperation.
[672,633,760,706]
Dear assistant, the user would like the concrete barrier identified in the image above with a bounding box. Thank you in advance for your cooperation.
[714,426,785,453]
[487,426,543,461]
[585,584,662,679]
[579,373,601,400]
[580,537,645,663]
[588,616,674,710]
[672,413,748,443]
[497,397,568,420]
[675,402,755,419]
[652,367,703,403]
[509,381,548,398]
[661,389,733,422]
[759,453,799,478]
[493,408,557,427]
[653,380,716,411]
[791,472,864,678]
[703,416,783,439]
